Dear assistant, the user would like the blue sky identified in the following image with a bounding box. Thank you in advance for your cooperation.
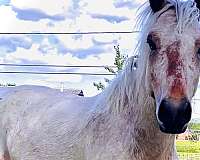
[0,0,143,96]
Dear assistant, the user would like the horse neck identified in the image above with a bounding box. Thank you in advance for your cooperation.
[121,85,177,159]
[92,77,176,159]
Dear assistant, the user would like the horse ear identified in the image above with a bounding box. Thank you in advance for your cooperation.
[149,0,167,13]
[195,0,200,10]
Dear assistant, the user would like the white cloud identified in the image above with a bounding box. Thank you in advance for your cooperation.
[57,34,94,50]
[4,42,115,66]
[0,0,140,33]
[0,6,17,32]
[0,6,63,32]
[11,0,71,15]
[83,0,135,16]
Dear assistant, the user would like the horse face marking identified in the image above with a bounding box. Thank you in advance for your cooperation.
[165,41,186,99]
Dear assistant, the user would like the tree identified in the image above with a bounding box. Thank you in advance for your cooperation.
[93,45,127,91]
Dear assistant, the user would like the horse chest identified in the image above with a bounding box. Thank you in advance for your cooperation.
[85,119,175,160]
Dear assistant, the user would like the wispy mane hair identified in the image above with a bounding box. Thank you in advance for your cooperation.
[98,0,200,114]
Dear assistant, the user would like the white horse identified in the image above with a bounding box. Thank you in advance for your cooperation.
[1,0,200,159]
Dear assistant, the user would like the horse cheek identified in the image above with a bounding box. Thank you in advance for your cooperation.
[150,72,159,92]
[189,58,200,98]
[149,52,164,98]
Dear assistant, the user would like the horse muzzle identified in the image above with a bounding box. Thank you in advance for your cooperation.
[157,97,192,134]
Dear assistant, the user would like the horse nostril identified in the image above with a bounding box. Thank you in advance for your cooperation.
[179,99,192,123]
[157,99,173,124]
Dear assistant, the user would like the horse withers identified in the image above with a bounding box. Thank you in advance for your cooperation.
[1,0,200,159]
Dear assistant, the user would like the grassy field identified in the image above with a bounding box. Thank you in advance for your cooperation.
[188,123,200,130]
[176,141,200,159]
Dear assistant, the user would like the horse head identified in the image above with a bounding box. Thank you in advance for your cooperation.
[148,0,200,134]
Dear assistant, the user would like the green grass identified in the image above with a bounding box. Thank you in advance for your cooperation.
[178,153,200,160]
[176,141,200,160]
[188,123,200,130]
[176,141,200,153]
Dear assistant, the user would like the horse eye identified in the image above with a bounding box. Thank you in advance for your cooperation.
[197,48,200,59]
[147,37,157,51]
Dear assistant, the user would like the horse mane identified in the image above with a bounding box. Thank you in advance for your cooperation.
[96,0,200,114]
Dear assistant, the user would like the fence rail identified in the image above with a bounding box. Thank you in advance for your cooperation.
[0,31,139,35]
[0,64,117,68]
[0,71,116,75]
